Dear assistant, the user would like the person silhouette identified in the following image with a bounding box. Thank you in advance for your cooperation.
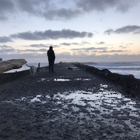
[47,46,55,72]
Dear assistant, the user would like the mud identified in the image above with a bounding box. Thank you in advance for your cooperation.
[0,63,140,140]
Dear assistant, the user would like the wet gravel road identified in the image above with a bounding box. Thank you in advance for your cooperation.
[0,63,140,140]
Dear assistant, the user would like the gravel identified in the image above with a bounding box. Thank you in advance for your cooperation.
[0,62,140,140]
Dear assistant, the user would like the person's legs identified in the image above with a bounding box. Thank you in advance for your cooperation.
[49,61,51,72]
[51,61,54,72]
[49,61,54,72]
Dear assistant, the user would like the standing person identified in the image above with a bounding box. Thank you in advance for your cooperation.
[47,46,55,72]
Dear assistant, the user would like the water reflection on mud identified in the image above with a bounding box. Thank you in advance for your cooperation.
[37,78,91,82]
[3,84,140,138]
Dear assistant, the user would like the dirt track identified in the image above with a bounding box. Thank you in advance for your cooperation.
[0,63,140,140]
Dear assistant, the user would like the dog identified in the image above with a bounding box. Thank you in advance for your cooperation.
[26,63,40,77]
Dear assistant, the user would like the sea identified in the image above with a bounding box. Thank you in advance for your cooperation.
[5,62,140,79]
[86,62,140,79]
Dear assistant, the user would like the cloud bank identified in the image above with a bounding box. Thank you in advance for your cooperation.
[0,44,138,62]
[10,29,93,40]
[0,37,12,43]
[104,25,140,34]
[0,0,139,21]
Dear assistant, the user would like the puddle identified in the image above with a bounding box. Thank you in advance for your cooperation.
[55,90,139,116]
[53,78,91,81]
[74,78,91,81]
[31,95,42,102]
[38,78,91,82]
[2,86,140,137]
[100,84,108,88]
[54,78,71,81]
[37,78,46,82]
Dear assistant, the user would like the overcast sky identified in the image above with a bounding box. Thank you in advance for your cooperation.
[0,0,140,63]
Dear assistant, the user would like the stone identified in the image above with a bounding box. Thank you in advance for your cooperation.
[75,63,140,95]
[0,59,27,73]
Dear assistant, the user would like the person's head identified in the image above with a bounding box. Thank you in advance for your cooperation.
[49,46,53,50]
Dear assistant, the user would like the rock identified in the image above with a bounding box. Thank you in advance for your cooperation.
[68,67,73,70]
[74,63,140,95]
[0,58,2,62]
[0,59,27,73]
[101,69,111,76]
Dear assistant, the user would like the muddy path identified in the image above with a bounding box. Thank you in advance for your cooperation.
[0,63,140,140]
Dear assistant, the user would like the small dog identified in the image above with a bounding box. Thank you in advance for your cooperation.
[26,63,40,77]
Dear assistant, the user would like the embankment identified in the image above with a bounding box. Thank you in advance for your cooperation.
[74,63,140,96]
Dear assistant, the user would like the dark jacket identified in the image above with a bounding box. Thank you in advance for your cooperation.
[47,48,55,62]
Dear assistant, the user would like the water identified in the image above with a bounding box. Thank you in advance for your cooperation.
[86,62,140,79]
[3,88,140,138]
[5,63,48,73]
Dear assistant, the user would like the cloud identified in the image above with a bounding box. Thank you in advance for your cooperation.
[0,0,139,21]
[0,45,15,53]
[0,0,49,19]
[0,0,15,14]
[81,41,90,45]
[0,45,47,55]
[29,44,48,48]
[119,46,126,49]
[0,15,8,21]
[0,0,81,21]
[114,25,140,34]
[29,44,59,48]
[0,46,139,62]
[15,0,41,14]
[18,48,46,53]
[96,42,105,45]
[104,29,114,35]
[98,50,127,53]
[104,25,140,34]
[0,36,13,43]
[71,47,107,51]
[60,41,89,46]
[71,47,129,54]
[57,52,140,62]
[10,29,93,40]
[0,52,47,62]
[60,42,78,46]
[76,0,139,12]
[43,8,82,20]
